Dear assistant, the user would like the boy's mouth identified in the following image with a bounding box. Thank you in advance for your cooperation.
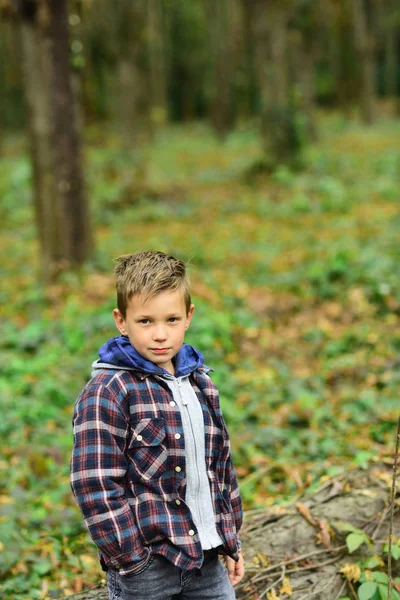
[151,348,170,354]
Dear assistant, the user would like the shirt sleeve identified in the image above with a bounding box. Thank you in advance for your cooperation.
[70,383,148,573]
[228,452,243,541]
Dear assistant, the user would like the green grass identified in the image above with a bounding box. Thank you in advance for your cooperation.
[1,116,400,598]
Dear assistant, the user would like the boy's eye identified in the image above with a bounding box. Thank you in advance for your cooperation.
[168,317,180,323]
[139,319,150,324]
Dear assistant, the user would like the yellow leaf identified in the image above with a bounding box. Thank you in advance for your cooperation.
[252,552,270,568]
[0,495,14,505]
[267,589,280,600]
[340,563,361,582]
[279,576,293,596]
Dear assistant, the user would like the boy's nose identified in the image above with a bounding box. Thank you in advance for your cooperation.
[153,326,167,341]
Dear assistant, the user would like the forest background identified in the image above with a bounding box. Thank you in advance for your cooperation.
[1,1,400,599]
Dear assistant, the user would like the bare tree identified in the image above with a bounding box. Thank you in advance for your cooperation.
[382,0,399,101]
[352,0,377,124]
[205,0,239,139]
[147,0,168,129]
[17,0,92,279]
[114,0,151,147]
[247,0,299,167]
[289,1,321,141]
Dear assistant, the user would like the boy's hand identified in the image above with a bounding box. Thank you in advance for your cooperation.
[224,552,245,586]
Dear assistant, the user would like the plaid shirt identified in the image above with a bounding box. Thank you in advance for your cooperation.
[70,366,242,574]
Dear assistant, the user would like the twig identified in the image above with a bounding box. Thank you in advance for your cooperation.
[347,579,358,600]
[249,554,345,586]
[388,414,400,600]
[334,579,348,600]
[248,544,347,583]
[370,506,391,541]
[296,573,340,600]
[260,565,285,599]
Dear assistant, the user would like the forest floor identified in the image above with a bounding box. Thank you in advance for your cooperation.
[1,114,400,599]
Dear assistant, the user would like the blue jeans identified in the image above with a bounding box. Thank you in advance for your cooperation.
[106,550,236,600]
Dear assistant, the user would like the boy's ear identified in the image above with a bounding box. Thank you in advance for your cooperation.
[185,304,195,330]
[113,308,127,335]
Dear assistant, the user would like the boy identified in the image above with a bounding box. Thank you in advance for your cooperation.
[70,251,244,600]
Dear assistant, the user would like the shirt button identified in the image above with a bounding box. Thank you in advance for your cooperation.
[175,433,181,440]
[189,530,195,536]
[175,466,181,472]
[136,435,143,441]
[170,401,176,407]
[175,499,181,505]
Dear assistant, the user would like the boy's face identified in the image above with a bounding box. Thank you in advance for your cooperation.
[113,289,195,375]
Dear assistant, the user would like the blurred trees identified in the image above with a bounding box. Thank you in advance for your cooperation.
[1,0,399,138]
[0,0,400,274]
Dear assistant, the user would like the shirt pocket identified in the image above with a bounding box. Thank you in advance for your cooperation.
[127,417,169,480]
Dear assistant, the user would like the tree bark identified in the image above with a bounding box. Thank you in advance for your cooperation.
[19,0,92,279]
[352,0,377,124]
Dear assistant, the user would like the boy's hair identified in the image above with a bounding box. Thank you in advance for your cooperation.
[114,251,191,317]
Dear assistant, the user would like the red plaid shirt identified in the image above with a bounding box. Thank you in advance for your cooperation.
[70,366,242,574]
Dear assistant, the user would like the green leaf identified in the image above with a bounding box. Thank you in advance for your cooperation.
[392,545,400,560]
[361,556,384,569]
[378,584,388,600]
[334,521,364,535]
[372,573,388,584]
[358,582,378,600]
[346,532,366,553]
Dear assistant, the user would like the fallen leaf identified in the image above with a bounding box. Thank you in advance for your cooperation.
[316,519,332,549]
[252,552,270,568]
[340,563,361,582]
[279,576,293,596]
[295,502,316,526]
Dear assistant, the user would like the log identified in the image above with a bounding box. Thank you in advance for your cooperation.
[66,467,399,600]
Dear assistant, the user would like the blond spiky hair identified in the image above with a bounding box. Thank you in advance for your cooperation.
[114,251,191,317]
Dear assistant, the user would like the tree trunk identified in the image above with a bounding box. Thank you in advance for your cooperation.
[331,0,358,118]
[382,0,399,100]
[288,31,318,142]
[19,0,92,279]
[352,0,377,124]
[20,11,57,272]
[115,0,151,147]
[249,0,298,167]
[206,0,236,139]
[239,0,258,119]
[147,0,168,128]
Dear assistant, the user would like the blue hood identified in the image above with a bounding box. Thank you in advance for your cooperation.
[97,335,204,378]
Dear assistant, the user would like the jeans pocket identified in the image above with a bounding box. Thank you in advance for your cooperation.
[119,555,155,582]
